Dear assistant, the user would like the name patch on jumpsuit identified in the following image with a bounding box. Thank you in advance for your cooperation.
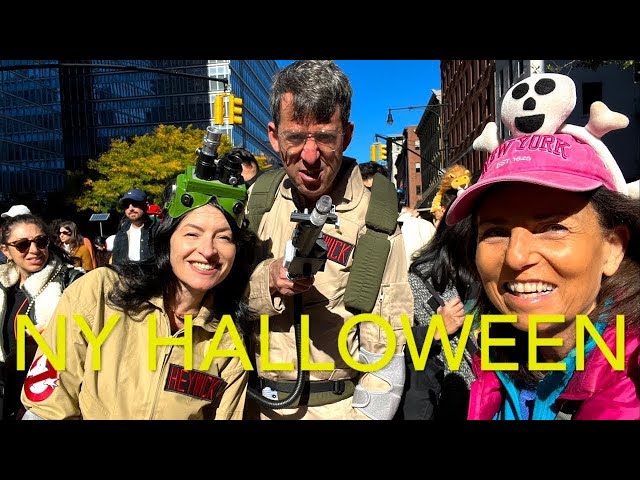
[322,233,354,266]
[164,364,224,401]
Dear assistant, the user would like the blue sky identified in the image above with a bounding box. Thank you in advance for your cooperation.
[275,60,442,164]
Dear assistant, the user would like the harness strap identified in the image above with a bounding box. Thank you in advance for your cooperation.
[252,376,356,407]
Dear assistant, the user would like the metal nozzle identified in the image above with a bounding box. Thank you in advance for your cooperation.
[201,126,222,157]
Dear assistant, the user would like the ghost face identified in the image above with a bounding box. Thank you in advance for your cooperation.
[501,73,576,136]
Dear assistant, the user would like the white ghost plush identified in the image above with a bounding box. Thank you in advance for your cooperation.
[473,73,637,198]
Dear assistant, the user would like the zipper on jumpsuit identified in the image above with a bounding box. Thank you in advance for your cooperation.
[376,289,384,316]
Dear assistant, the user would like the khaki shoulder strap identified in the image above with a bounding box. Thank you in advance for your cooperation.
[344,172,399,313]
[246,168,286,234]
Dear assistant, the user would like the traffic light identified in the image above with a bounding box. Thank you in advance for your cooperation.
[228,94,243,125]
[213,94,224,125]
[379,144,387,161]
[370,143,377,162]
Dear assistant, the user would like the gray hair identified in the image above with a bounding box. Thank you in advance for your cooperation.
[270,60,352,128]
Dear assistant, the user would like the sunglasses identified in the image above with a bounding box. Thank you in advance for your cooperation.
[122,201,146,209]
[6,235,50,253]
[59,230,71,236]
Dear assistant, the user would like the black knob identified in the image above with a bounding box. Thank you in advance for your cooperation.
[181,194,194,207]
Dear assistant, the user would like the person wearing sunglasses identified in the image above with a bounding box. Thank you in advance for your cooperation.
[111,188,155,266]
[1,205,32,265]
[0,213,84,420]
[57,221,94,272]
[20,175,255,420]
[244,60,413,420]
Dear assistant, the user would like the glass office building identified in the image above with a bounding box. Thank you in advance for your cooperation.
[0,59,280,199]
[0,60,66,197]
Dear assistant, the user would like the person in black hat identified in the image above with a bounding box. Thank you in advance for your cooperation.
[111,188,155,265]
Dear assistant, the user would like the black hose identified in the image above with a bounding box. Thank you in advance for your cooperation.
[246,294,306,409]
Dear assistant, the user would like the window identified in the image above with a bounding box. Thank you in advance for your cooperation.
[416,185,422,195]
[415,162,421,173]
[582,82,602,115]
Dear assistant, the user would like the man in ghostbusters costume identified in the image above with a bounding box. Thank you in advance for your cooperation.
[245,60,413,420]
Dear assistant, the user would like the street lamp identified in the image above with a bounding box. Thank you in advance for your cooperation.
[385,103,449,162]
[386,105,429,126]
[383,102,451,210]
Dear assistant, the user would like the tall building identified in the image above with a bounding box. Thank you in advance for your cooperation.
[0,59,280,202]
[386,133,404,188]
[440,60,496,180]
[394,126,422,208]
[0,60,66,199]
[415,89,446,209]
[406,60,496,211]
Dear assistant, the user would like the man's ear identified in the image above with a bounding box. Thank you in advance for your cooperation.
[342,122,355,151]
[603,225,630,277]
[268,122,280,152]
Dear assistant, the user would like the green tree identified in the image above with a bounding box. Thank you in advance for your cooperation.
[547,60,635,73]
[254,155,273,170]
[75,125,232,213]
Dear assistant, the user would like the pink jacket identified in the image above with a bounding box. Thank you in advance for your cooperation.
[468,325,640,420]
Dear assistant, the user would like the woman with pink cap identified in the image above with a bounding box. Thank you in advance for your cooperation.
[447,74,640,420]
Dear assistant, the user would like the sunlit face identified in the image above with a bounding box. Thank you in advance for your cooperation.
[170,205,236,296]
[475,184,625,335]
[1,222,50,281]
[58,225,72,245]
[268,93,354,202]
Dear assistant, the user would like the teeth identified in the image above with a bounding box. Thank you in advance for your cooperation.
[507,281,555,293]
[192,262,214,271]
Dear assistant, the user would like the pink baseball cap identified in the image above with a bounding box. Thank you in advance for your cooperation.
[446,133,617,225]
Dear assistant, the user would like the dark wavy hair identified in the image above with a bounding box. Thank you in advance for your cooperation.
[410,213,478,304]
[107,185,257,330]
[468,187,640,386]
[358,161,388,182]
[2,213,77,267]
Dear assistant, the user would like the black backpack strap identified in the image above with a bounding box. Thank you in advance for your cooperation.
[422,280,446,308]
[344,173,399,314]
[246,168,287,235]
[61,266,85,289]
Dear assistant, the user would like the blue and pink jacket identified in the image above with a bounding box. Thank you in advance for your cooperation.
[468,325,640,420]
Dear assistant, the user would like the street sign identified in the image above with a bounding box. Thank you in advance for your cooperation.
[89,213,111,236]
[89,213,110,222]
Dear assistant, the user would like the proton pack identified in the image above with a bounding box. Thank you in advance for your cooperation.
[165,126,248,226]
[247,162,398,313]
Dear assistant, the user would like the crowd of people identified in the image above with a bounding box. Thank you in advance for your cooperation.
[0,61,638,420]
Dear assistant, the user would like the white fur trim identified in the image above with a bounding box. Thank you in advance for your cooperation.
[0,256,69,362]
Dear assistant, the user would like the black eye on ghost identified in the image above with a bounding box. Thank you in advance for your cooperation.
[512,83,529,100]
[535,78,556,95]
[511,78,556,101]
